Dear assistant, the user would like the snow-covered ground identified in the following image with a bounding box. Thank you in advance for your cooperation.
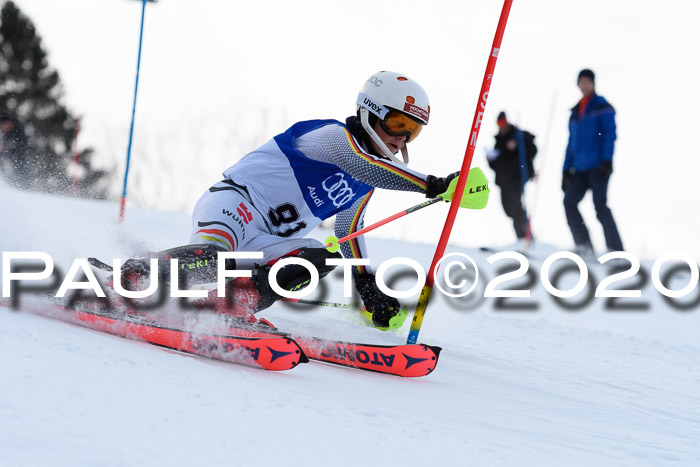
[1,183,699,466]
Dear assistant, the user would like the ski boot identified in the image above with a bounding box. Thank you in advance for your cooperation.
[354,273,408,331]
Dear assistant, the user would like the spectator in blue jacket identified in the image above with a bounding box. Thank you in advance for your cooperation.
[562,69,623,254]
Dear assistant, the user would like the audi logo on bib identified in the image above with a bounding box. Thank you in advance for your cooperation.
[321,173,355,207]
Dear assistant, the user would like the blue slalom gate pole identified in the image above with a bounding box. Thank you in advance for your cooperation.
[119,0,149,223]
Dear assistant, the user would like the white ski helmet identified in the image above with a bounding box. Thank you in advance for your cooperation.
[356,71,430,165]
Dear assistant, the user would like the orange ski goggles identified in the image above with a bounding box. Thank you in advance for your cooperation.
[380,110,424,143]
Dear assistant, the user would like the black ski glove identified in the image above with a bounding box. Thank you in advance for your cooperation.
[354,273,401,328]
[426,171,460,199]
[597,160,613,177]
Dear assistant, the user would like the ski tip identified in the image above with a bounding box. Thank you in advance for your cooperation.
[419,344,442,376]
[399,343,442,377]
[297,347,310,364]
[420,344,442,362]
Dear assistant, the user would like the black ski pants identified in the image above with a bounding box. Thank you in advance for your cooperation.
[563,170,623,251]
[498,181,528,240]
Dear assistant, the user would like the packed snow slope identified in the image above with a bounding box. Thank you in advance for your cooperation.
[1,182,699,467]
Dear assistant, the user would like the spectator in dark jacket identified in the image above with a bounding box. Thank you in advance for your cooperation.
[0,113,29,184]
[562,69,623,254]
[487,111,537,240]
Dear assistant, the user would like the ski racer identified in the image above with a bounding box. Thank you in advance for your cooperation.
[119,71,488,328]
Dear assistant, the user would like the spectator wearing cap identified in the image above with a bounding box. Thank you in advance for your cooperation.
[0,113,29,185]
[486,111,537,241]
[562,69,623,254]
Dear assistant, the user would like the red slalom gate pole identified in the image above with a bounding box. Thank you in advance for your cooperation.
[407,0,514,344]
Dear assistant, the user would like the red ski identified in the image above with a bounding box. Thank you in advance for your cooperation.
[3,298,440,376]
[82,258,442,376]
[289,335,441,377]
[4,300,307,371]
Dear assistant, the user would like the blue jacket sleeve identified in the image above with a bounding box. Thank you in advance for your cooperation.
[563,117,574,171]
[599,107,617,162]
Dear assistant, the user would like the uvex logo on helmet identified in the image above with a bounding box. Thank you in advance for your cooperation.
[363,97,385,116]
[356,92,387,119]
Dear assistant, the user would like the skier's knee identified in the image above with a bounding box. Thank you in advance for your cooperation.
[163,244,233,285]
[123,244,229,287]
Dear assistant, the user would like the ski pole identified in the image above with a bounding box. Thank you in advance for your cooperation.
[407,0,514,344]
[325,196,445,252]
